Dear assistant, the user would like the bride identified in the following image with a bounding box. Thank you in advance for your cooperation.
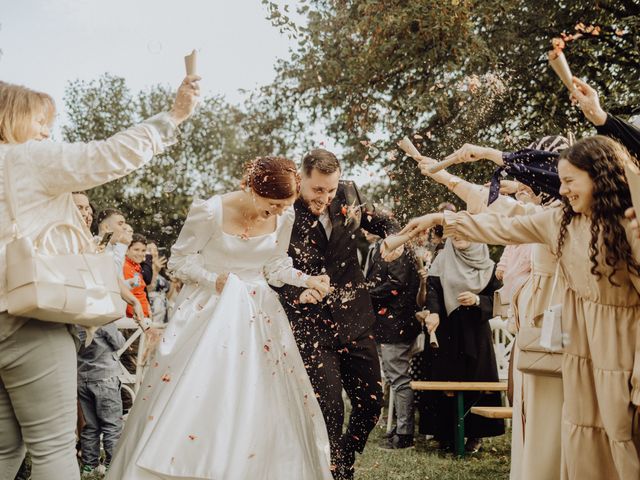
[107,156,334,479]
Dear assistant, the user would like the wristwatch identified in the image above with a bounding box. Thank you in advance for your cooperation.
[474,295,481,306]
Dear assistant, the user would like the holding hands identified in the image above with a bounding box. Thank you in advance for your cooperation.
[299,275,333,304]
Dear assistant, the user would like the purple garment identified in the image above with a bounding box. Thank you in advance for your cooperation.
[488,149,561,205]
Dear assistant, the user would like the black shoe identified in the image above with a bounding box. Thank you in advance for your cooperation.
[465,437,483,453]
[379,433,414,450]
[383,426,396,439]
[437,439,454,452]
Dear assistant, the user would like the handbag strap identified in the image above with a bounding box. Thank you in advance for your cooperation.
[547,261,561,309]
[3,156,21,238]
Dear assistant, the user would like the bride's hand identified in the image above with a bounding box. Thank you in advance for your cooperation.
[299,289,324,304]
[305,275,331,296]
[215,272,229,294]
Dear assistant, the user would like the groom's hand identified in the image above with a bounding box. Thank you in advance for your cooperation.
[305,274,331,296]
[299,289,324,304]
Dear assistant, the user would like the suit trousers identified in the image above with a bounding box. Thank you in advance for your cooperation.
[0,318,79,480]
[299,331,383,469]
[378,341,415,435]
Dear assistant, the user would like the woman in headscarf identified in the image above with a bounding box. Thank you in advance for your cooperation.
[418,236,503,453]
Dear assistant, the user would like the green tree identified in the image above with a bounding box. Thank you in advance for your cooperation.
[63,74,298,247]
[264,0,640,216]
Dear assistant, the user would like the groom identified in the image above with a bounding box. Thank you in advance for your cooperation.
[278,149,401,479]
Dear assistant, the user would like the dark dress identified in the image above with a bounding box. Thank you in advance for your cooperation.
[416,269,505,441]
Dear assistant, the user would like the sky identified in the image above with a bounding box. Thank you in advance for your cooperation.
[0,0,374,180]
[0,0,296,125]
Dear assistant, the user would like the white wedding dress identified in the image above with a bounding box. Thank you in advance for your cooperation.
[107,196,332,480]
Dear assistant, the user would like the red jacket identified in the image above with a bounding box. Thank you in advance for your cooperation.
[123,257,151,318]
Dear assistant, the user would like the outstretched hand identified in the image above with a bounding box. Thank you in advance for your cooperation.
[570,77,607,127]
[398,213,444,239]
[170,74,201,125]
[380,243,404,262]
[443,144,504,167]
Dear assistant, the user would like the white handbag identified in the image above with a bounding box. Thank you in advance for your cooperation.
[4,161,126,326]
[539,262,564,352]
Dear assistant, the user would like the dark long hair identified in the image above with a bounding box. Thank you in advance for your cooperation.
[556,136,640,284]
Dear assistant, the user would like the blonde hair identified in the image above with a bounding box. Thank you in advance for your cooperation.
[0,81,56,144]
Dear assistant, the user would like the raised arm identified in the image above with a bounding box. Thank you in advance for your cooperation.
[398,207,559,249]
[21,76,200,196]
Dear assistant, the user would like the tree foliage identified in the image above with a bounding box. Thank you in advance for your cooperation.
[63,74,297,247]
[264,0,640,217]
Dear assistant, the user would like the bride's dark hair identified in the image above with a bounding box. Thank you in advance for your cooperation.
[242,156,300,200]
[556,135,640,284]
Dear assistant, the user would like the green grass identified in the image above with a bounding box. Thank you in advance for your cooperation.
[17,426,511,480]
[355,425,511,480]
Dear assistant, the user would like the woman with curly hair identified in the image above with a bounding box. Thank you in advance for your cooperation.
[397,135,640,479]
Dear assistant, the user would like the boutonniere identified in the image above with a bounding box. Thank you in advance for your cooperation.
[341,200,362,227]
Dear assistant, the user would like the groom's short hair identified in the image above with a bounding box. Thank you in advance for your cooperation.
[302,149,341,177]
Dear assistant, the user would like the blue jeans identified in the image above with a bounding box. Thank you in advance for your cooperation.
[78,376,123,467]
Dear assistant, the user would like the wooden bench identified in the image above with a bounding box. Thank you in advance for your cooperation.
[470,406,513,419]
[410,381,508,457]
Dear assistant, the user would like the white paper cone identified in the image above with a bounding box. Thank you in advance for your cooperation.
[427,156,459,174]
[625,162,640,214]
[429,331,439,349]
[548,50,574,91]
[397,136,422,161]
[382,233,412,252]
[184,49,198,75]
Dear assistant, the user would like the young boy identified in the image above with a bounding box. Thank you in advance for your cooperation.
[77,323,126,477]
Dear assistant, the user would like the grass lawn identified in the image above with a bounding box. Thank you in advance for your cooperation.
[355,424,511,480]
[17,424,512,480]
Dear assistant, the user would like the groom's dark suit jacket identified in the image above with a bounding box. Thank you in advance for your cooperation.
[278,181,399,345]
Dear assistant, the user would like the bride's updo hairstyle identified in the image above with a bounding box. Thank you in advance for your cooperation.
[242,156,300,200]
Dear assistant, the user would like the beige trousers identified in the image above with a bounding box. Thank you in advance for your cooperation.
[521,373,563,480]
[0,318,80,480]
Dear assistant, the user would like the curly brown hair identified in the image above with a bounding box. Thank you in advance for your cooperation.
[556,136,640,285]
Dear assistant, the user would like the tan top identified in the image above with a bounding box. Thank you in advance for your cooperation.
[461,184,563,325]
[444,207,640,405]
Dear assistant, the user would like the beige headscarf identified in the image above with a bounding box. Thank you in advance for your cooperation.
[428,239,495,315]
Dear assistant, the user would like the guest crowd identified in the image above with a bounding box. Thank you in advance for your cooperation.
[0,65,639,480]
